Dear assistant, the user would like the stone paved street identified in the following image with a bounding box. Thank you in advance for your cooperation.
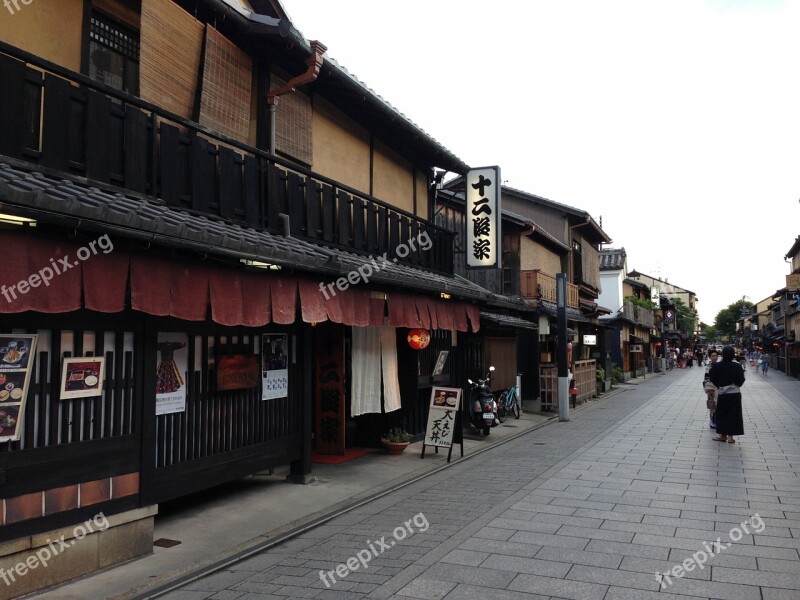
[158,365,800,600]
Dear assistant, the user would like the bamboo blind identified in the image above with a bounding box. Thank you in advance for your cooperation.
[139,0,203,119]
[199,26,253,144]
[270,73,313,166]
[583,244,600,289]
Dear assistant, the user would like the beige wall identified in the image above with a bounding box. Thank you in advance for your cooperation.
[521,237,562,274]
[312,96,371,193]
[312,96,420,215]
[373,139,413,214]
[0,0,84,72]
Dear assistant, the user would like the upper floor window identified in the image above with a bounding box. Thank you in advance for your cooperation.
[88,11,140,95]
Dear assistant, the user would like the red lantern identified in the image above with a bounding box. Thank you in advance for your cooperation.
[407,328,431,350]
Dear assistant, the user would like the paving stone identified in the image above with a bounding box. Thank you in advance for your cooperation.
[533,545,622,569]
[566,564,661,591]
[396,577,456,599]
[442,583,550,600]
[481,553,572,578]
[507,573,607,599]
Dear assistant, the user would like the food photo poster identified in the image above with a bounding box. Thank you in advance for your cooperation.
[0,334,37,443]
[60,356,105,400]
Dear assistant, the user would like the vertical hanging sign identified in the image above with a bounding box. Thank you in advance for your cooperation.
[466,166,501,269]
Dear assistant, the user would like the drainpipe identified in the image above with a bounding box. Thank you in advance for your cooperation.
[267,40,327,155]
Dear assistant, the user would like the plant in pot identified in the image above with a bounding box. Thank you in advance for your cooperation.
[381,427,411,455]
[596,367,611,394]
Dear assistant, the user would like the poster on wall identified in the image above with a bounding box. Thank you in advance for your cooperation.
[0,334,37,443]
[156,333,188,415]
[432,351,449,376]
[262,334,288,400]
[60,357,105,400]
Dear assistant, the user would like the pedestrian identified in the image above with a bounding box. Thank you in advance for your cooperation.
[703,349,720,429]
[761,353,769,375]
[710,346,745,443]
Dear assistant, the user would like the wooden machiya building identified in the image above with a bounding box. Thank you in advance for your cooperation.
[0,0,531,594]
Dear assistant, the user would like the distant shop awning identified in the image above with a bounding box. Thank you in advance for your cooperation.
[480,311,537,330]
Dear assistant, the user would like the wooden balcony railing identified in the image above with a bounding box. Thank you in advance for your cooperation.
[0,41,454,274]
[621,301,655,327]
[520,270,580,308]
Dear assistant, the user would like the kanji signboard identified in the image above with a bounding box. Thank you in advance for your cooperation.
[465,166,501,269]
[421,386,463,462]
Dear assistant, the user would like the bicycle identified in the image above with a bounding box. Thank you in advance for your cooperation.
[496,386,521,422]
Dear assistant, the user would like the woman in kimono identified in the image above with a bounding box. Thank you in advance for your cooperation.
[709,346,745,443]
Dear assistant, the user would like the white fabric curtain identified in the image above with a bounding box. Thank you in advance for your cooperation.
[380,326,402,413]
[351,325,402,415]
[351,326,382,416]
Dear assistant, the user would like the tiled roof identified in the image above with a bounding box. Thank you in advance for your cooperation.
[0,159,528,312]
[600,247,626,271]
[480,311,538,330]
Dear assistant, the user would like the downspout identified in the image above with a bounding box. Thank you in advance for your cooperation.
[267,40,327,155]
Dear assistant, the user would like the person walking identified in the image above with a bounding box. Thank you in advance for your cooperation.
[710,346,745,443]
[703,349,720,429]
[761,353,769,375]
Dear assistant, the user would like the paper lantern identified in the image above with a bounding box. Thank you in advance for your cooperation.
[407,329,431,350]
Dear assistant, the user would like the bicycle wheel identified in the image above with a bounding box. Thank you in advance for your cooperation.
[497,404,507,423]
[512,393,521,419]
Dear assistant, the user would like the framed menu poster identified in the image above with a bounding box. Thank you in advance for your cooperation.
[60,357,105,400]
[0,334,37,443]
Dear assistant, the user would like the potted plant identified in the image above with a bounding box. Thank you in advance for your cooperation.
[380,427,411,455]
[596,367,611,394]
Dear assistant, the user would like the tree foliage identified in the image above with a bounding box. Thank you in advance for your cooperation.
[624,295,655,310]
[699,321,717,342]
[714,299,754,339]
[672,297,696,334]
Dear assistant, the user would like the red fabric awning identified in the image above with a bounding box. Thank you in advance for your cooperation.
[0,232,483,332]
[83,251,129,313]
[386,292,477,332]
[0,233,82,313]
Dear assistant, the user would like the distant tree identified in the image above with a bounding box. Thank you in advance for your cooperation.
[700,322,717,342]
[672,298,696,335]
[715,299,754,339]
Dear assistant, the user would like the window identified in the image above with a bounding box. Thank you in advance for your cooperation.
[88,12,140,95]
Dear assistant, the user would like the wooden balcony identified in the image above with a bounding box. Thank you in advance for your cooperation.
[621,301,655,327]
[521,270,579,308]
[0,42,454,274]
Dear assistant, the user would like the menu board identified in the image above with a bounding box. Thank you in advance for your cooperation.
[0,334,37,443]
[423,386,461,448]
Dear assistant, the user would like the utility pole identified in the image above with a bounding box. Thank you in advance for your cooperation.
[557,273,569,421]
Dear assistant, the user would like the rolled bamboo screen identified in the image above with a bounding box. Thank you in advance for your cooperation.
[270,73,313,165]
[199,26,253,143]
[139,0,203,119]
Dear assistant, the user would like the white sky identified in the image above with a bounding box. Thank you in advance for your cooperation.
[282,0,800,324]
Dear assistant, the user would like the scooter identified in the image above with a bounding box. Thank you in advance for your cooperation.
[467,366,498,436]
